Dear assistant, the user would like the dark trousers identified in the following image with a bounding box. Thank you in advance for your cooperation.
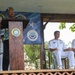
[2,40,9,70]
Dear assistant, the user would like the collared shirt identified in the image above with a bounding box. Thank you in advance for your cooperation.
[0,39,3,54]
[48,39,66,51]
[2,28,9,41]
[72,39,75,48]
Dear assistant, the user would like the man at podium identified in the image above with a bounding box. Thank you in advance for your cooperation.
[2,7,15,70]
[2,7,27,70]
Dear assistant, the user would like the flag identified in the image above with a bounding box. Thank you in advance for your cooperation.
[23,13,42,44]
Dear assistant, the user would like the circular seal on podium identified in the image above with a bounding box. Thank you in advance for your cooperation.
[12,28,21,37]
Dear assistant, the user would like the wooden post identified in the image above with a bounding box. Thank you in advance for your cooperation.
[40,17,46,69]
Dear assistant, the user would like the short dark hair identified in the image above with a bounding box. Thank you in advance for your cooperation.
[54,31,60,35]
[6,7,14,13]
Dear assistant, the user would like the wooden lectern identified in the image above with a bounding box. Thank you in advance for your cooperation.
[1,19,29,70]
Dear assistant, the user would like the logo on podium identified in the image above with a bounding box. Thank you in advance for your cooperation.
[12,28,21,37]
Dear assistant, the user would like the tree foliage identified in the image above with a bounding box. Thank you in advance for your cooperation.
[44,42,53,68]
[24,45,40,69]
[44,41,48,49]
[69,24,75,32]
[59,22,75,32]
[59,22,66,30]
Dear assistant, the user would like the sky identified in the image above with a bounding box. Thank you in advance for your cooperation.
[44,22,75,47]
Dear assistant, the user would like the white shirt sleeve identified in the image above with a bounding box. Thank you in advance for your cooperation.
[72,39,75,48]
[48,40,53,49]
[62,41,67,50]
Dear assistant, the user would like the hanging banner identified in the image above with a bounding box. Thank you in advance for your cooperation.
[23,13,42,44]
[0,11,42,44]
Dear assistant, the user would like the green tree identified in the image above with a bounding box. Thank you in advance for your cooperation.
[44,42,53,69]
[24,45,40,69]
[59,22,75,32]
[44,41,48,49]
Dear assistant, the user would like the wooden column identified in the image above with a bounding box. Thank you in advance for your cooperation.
[9,21,24,70]
[40,16,46,69]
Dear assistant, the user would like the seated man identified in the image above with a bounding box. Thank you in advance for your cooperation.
[48,31,75,69]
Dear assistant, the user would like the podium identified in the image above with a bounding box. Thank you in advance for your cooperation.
[1,19,29,70]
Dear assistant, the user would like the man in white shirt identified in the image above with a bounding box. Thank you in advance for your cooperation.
[48,31,75,69]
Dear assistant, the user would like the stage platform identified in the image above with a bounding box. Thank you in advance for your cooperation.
[0,69,75,75]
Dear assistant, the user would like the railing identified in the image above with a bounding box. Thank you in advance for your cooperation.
[0,69,75,75]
